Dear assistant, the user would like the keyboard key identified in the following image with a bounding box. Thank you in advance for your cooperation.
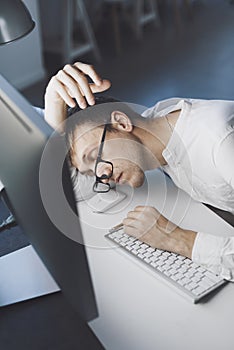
[140,244,150,250]
[150,262,159,268]
[138,248,147,254]
[198,266,207,274]
[134,240,142,245]
[164,270,173,277]
[144,252,153,258]
[155,249,164,254]
[191,277,201,285]
[185,284,194,291]
[184,258,192,265]
[131,250,139,255]
[174,260,183,267]
[175,272,184,280]
[169,268,177,276]
[178,278,187,286]
[171,274,181,281]
[152,251,162,257]
[194,272,203,279]
[177,255,186,261]
[187,282,197,290]
[158,265,165,272]
[149,256,159,263]
[138,254,145,260]
[182,277,190,284]
[132,244,141,250]
[162,252,171,258]
[179,266,189,274]
[147,247,155,253]
[200,278,213,289]
[167,256,177,263]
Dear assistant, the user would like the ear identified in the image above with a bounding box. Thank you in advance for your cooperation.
[110,111,133,132]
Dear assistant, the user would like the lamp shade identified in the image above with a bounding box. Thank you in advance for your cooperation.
[0,0,35,45]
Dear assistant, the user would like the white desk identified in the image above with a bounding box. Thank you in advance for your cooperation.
[78,169,234,350]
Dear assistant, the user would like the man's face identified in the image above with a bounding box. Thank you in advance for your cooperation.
[71,123,146,188]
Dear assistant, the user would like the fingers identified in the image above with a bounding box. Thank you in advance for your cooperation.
[63,64,94,106]
[72,62,111,95]
[56,69,86,108]
[52,62,111,109]
[123,207,157,238]
[89,79,112,93]
[73,62,102,86]
[50,76,76,108]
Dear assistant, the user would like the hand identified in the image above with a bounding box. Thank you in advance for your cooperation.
[123,206,196,258]
[44,62,111,130]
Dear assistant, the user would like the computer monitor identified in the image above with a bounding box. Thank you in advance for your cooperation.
[0,74,97,322]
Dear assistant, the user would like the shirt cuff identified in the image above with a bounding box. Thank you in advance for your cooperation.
[191,232,224,276]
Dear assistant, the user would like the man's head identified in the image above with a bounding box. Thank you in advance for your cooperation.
[66,96,151,188]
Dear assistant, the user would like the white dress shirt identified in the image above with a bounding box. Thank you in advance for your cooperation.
[143,98,234,280]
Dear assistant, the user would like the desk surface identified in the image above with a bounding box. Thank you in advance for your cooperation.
[78,169,234,350]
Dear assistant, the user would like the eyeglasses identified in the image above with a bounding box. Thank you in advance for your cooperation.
[93,123,113,193]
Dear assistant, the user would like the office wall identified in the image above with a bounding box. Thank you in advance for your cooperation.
[0,0,45,90]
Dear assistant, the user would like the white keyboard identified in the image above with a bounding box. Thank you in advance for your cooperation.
[105,227,227,303]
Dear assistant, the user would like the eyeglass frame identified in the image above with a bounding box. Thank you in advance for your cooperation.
[92,122,113,193]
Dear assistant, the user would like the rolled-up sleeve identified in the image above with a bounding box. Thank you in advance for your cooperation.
[192,232,234,281]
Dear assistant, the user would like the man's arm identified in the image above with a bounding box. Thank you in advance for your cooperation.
[123,206,234,281]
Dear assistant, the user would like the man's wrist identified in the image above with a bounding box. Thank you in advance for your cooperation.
[168,227,197,259]
[44,98,67,132]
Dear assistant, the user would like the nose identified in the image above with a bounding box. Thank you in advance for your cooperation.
[96,162,112,182]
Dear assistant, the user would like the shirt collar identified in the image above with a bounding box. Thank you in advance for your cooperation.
[162,99,192,165]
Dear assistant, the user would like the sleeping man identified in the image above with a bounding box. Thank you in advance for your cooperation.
[41,61,234,281]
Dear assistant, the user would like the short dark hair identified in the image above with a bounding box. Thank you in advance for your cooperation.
[65,95,140,162]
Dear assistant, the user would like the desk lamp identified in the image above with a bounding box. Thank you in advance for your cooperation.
[0,0,35,45]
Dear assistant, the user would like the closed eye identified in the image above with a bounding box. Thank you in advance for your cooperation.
[79,169,95,176]
[87,148,98,162]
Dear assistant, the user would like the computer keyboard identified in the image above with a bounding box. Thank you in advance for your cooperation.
[105,226,227,303]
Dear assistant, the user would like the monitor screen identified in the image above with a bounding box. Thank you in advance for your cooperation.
[0,74,97,322]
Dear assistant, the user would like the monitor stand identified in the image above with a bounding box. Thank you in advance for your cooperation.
[0,245,60,307]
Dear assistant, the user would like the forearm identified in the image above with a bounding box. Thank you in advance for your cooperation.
[44,95,67,132]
